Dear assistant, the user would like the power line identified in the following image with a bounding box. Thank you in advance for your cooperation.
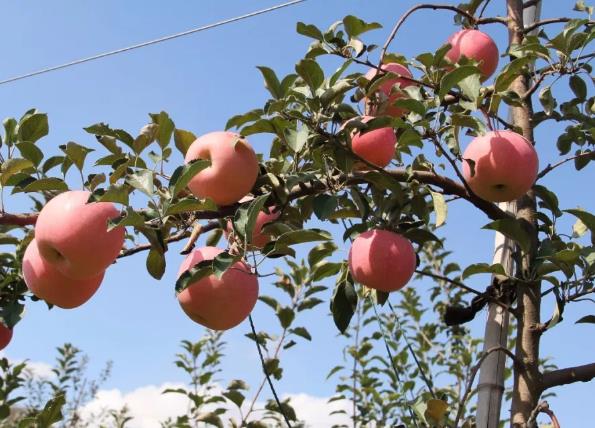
[0,0,307,86]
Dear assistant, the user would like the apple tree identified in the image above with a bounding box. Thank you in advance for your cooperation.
[0,0,593,426]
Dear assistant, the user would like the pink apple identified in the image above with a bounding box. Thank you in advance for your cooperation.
[345,116,396,168]
[23,239,104,309]
[226,208,281,249]
[462,130,538,202]
[0,323,12,350]
[35,190,125,279]
[348,229,416,292]
[445,29,499,81]
[177,246,259,330]
[364,63,415,117]
[184,132,259,206]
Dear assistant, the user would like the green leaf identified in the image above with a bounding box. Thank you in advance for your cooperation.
[83,123,134,148]
[212,251,241,279]
[126,170,154,196]
[331,271,357,334]
[576,315,595,324]
[569,75,587,100]
[256,66,282,99]
[196,412,223,428]
[60,141,93,171]
[18,112,48,144]
[23,178,68,193]
[152,111,175,148]
[482,218,532,253]
[283,127,309,153]
[295,58,324,91]
[164,199,217,216]
[310,261,342,282]
[0,158,34,185]
[225,109,264,130]
[223,389,245,408]
[290,326,312,341]
[3,118,17,145]
[430,191,447,228]
[16,142,44,166]
[232,195,268,241]
[276,306,295,329]
[539,86,557,115]
[96,185,130,205]
[107,207,144,231]
[495,56,533,92]
[308,241,337,267]
[462,263,506,279]
[146,248,166,280]
[342,15,382,38]
[565,209,595,235]
[173,128,196,155]
[35,394,66,427]
[169,160,211,198]
[439,65,480,98]
[272,229,332,250]
[296,22,324,40]
[313,194,338,220]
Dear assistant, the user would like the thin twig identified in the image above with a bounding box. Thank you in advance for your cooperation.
[528,401,561,428]
[524,17,593,34]
[180,222,204,255]
[248,315,292,428]
[537,151,594,179]
[454,346,522,426]
[379,3,507,62]
[371,300,421,427]
[387,301,437,399]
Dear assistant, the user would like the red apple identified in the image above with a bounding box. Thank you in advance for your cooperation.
[226,208,281,249]
[35,190,125,280]
[177,246,259,330]
[184,132,259,206]
[445,29,499,81]
[462,130,538,202]
[0,324,12,350]
[23,239,104,309]
[345,116,396,168]
[348,229,416,292]
[364,63,415,117]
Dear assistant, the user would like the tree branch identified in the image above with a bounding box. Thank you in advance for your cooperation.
[454,346,523,426]
[542,362,595,390]
[528,401,560,428]
[380,3,507,61]
[537,151,594,179]
[0,212,38,226]
[524,17,594,34]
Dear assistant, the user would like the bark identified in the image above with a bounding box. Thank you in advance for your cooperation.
[506,1,543,426]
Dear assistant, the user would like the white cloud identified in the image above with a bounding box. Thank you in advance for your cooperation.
[79,383,351,428]
[25,361,54,379]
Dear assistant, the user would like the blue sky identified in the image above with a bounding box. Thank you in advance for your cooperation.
[1,0,593,426]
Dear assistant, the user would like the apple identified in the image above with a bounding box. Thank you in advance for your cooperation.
[35,190,125,280]
[345,116,396,168]
[184,131,259,206]
[364,62,415,117]
[348,229,416,292]
[462,130,538,202]
[177,246,259,330]
[23,239,105,309]
[445,29,499,81]
[226,208,281,249]
[0,323,12,350]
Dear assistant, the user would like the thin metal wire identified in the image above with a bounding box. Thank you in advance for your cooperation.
[0,0,307,86]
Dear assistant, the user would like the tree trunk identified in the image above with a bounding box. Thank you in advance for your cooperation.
[506,1,543,426]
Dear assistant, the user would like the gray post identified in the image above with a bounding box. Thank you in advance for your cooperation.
[474,1,541,427]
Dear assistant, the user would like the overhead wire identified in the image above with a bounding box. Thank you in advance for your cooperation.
[0,0,307,86]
